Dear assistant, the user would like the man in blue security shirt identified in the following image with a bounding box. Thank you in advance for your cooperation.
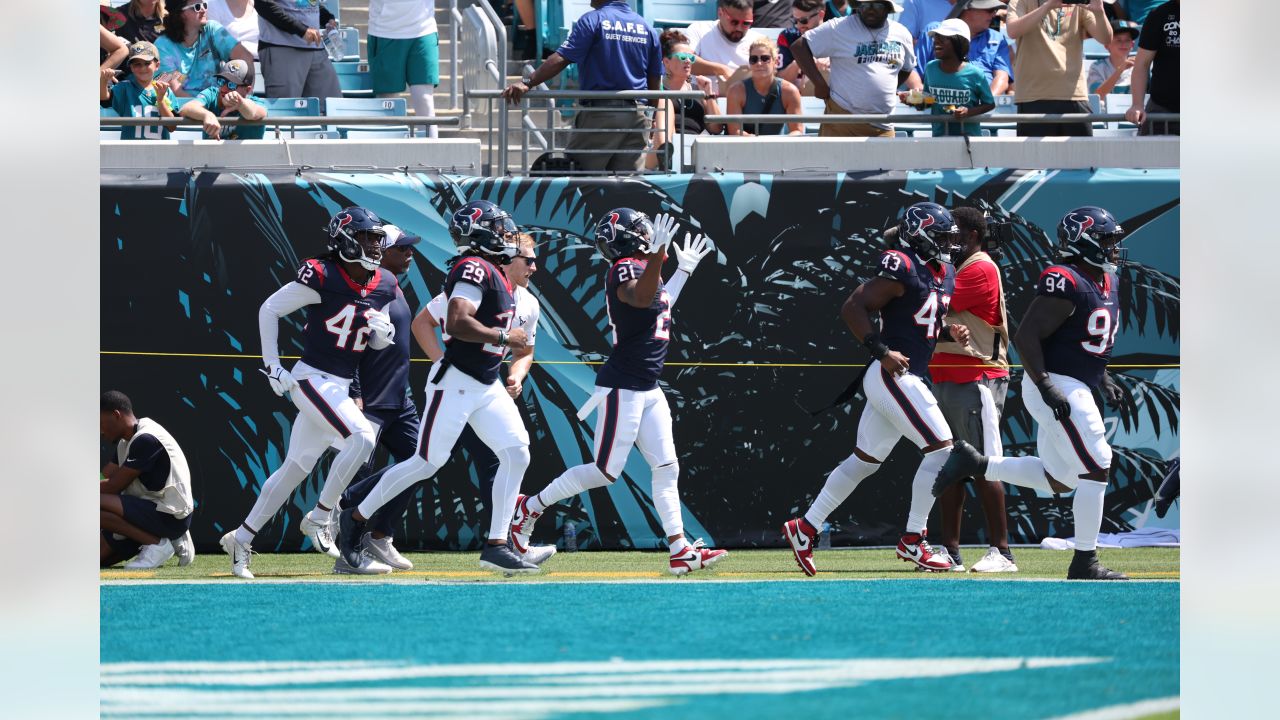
[502,0,662,172]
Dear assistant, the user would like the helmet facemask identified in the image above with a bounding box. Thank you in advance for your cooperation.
[338,228,386,271]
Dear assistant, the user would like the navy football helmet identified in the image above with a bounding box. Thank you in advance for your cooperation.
[450,200,520,261]
[1056,206,1125,273]
[897,202,961,263]
[326,207,386,271]
[595,208,654,262]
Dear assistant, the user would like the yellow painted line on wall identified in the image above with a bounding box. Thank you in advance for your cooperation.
[100,350,1181,370]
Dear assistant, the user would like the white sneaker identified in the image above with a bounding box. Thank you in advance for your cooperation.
[333,550,393,575]
[173,530,195,567]
[522,544,557,566]
[125,539,175,569]
[363,533,413,571]
[219,531,254,579]
[300,514,340,558]
[970,547,1019,573]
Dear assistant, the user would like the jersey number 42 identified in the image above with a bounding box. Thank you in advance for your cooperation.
[324,304,373,351]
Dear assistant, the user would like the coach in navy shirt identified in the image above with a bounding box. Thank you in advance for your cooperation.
[502,0,662,172]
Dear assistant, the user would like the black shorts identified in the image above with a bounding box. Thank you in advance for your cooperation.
[120,494,192,541]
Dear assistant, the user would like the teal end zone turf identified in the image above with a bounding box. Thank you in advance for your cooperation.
[102,580,1178,718]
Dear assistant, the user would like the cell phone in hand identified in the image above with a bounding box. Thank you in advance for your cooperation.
[1061,0,1090,5]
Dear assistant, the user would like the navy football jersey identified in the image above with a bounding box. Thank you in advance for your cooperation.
[351,285,413,410]
[296,259,399,379]
[874,248,956,377]
[442,255,515,385]
[1037,264,1120,387]
[596,258,671,391]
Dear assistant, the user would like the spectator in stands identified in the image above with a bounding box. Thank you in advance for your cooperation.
[790,0,919,138]
[206,0,260,59]
[726,38,805,136]
[899,0,954,38]
[825,0,855,18]
[100,390,195,570]
[1088,18,1138,96]
[369,0,441,139]
[101,26,130,75]
[647,30,725,170]
[1006,0,1112,137]
[156,0,254,97]
[778,0,830,94]
[178,59,267,139]
[903,18,994,136]
[502,0,662,173]
[101,40,179,140]
[912,0,1011,96]
[112,1,168,45]
[256,0,342,108]
[1125,0,1176,135]
[685,0,766,95]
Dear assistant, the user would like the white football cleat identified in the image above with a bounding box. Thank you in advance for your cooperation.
[300,514,340,558]
[125,539,175,569]
[522,544,558,566]
[970,546,1018,573]
[509,494,542,555]
[219,531,254,579]
[668,539,728,576]
[363,533,413,571]
[173,530,196,567]
[333,550,393,575]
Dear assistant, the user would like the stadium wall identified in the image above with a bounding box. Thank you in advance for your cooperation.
[101,169,1180,553]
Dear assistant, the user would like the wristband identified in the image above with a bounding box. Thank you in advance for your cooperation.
[497,330,508,347]
[861,332,889,360]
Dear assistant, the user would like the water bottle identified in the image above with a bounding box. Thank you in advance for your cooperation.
[819,522,833,550]
[322,28,345,62]
[563,521,578,553]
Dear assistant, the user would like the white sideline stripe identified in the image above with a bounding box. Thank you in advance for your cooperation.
[101,660,401,674]
[100,657,1107,688]
[1043,696,1180,720]
[101,698,666,717]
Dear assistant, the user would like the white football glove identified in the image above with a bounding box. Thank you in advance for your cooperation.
[672,232,714,274]
[261,363,298,397]
[648,212,678,255]
[365,308,395,344]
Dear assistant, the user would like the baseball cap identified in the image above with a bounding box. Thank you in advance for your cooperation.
[947,0,1005,18]
[380,225,421,249]
[215,59,253,87]
[929,18,971,41]
[1111,19,1141,39]
[127,41,159,63]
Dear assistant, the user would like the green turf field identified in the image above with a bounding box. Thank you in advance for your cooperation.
[102,548,1179,718]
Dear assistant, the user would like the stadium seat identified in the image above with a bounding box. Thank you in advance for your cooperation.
[1103,93,1145,134]
[100,105,123,140]
[334,61,373,97]
[799,95,826,135]
[252,61,265,96]
[337,27,360,62]
[642,0,717,29]
[258,97,323,136]
[1083,38,1107,60]
[324,97,407,138]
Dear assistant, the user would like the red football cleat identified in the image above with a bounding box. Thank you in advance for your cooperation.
[668,539,728,576]
[783,518,819,576]
[896,531,954,572]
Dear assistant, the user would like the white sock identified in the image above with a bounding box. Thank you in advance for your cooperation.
[306,505,331,524]
[318,430,376,510]
[487,445,531,542]
[1072,479,1107,551]
[987,456,1054,494]
[357,456,438,519]
[240,459,310,542]
[528,463,611,513]
[650,462,684,540]
[408,83,437,138]
[668,537,691,554]
[905,447,949,533]
[804,453,879,529]
[233,524,256,546]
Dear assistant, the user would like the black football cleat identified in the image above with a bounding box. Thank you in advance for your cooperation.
[479,543,540,576]
[1067,550,1129,580]
[932,440,987,497]
[336,507,366,570]
[1153,459,1180,519]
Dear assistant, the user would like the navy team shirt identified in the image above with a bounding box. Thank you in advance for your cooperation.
[295,258,399,380]
[443,255,515,385]
[555,1,662,91]
[122,433,171,492]
[596,258,671,391]
[874,248,956,377]
[351,285,413,410]
[1037,264,1120,388]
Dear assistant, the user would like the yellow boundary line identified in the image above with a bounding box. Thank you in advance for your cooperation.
[100,350,1181,370]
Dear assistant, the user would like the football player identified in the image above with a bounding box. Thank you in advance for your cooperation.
[508,208,729,576]
[783,202,971,576]
[934,206,1129,580]
[221,207,398,579]
[336,200,538,575]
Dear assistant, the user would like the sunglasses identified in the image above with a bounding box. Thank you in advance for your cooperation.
[514,255,538,265]
[667,51,696,62]
[748,54,774,65]
[791,10,822,26]
[183,2,207,12]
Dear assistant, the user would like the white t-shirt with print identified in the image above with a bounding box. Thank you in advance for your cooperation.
[802,14,915,120]
[428,285,538,351]
[684,20,765,94]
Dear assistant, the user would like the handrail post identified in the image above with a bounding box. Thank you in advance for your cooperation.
[448,0,459,110]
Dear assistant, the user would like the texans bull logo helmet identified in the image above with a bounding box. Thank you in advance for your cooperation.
[897,202,961,264]
[595,207,655,262]
[326,206,386,271]
[1057,206,1125,273]
[449,200,520,261]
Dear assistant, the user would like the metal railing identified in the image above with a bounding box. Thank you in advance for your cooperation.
[454,0,507,131]
[100,115,463,138]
